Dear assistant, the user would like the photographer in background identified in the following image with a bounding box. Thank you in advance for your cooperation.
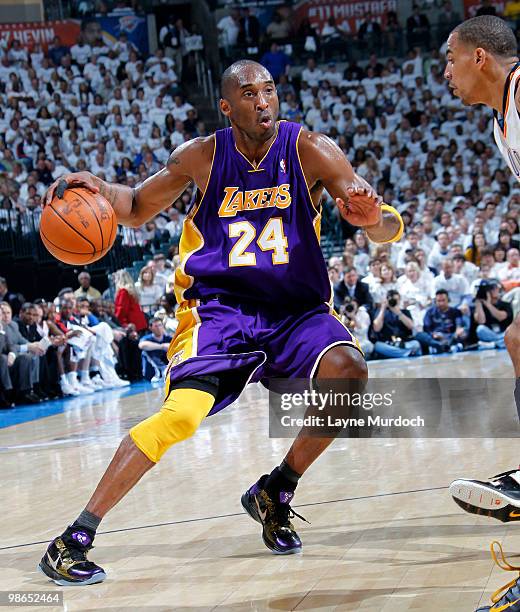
[371,290,422,359]
[339,296,373,358]
[473,280,513,349]
[416,289,467,354]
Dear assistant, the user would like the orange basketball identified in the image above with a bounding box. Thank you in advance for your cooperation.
[40,188,117,265]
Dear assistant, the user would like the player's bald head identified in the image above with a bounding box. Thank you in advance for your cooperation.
[451,15,518,57]
[221,60,273,100]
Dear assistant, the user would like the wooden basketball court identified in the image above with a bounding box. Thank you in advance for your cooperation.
[1,350,519,611]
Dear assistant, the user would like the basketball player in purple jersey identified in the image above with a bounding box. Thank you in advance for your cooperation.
[38,60,403,585]
[441,16,520,612]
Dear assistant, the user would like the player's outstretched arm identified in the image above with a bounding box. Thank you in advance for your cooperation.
[298,130,402,243]
[44,137,213,228]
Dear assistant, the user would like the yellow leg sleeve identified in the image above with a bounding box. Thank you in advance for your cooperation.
[129,388,215,463]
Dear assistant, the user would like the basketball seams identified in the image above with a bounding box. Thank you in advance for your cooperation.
[40,228,95,255]
[47,201,97,251]
[41,190,116,264]
[40,233,97,265]
[73,190,105,252]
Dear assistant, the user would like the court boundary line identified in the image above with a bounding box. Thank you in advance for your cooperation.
[0,485,447,551]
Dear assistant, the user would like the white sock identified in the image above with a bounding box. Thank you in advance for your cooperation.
[67,371,78,386]
[60,374,68,385]
[80,370,90,382]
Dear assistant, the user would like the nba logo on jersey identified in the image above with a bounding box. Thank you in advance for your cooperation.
[280,158,286,173]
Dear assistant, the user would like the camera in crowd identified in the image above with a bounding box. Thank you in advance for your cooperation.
[387,289,400,308]
[340,297,358,328]
[475,279,498,301]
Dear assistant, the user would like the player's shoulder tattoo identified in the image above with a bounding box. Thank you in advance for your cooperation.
[166,135,214,169]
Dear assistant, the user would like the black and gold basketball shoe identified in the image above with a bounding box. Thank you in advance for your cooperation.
[38,528,106,586]
[241,475,306,554]
[450,468,520,522]
[475,541,520,611]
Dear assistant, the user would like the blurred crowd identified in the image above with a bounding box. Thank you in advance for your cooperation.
[0,13,202,228]
[0,262,178,407]
[0,2,519,409]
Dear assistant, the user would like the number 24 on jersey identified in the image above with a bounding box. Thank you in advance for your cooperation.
[228,218,289,267]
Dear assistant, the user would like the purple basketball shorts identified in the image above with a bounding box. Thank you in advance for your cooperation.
[165,297,363,415]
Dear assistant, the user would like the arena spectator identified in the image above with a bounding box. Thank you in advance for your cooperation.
[266,11,291,42]
[452,253,480,283]
[15,302,56,400]
[497,248,520,288]
[432,259,471,307]
[114,270,147,332]
[238,7,261,48]
[358,12,382,51]
[260,43,290,82]
[339,297,373,357]
[476,0,498,16]
[136,266,163,314]
[1,301,43,404]
[369,263,398,306]
[465,232,487,266]
[416,289,466,354]
[74,271,102,301]
[218,8,241,51]
[333,267,373,312]
[474,281,514,348]
[0,320,15,408]
[372,290,422,358]
[397,261,432,327]
[0,277,24,316]
[138,318,172,382]
[406,8,430,49]
[164,208,184,239]
[151,254,171,289]
[154,292,178,335]
[428,232,451,271]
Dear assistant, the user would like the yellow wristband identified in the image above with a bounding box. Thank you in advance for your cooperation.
[375,204,404,244]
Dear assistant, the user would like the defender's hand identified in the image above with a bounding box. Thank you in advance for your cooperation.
[336,185,382,227]
[44,172,99,206]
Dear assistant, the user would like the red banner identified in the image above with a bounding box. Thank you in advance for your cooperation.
[463,0,504,17]
[0,20,81,51]
[295,0,398,34]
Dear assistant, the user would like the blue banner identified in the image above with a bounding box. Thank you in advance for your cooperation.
[99,13,148,55]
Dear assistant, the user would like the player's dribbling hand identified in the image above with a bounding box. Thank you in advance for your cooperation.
[336,184,382,227]
[44,172,99,207]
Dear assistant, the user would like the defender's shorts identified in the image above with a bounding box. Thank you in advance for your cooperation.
[166,297,362,415]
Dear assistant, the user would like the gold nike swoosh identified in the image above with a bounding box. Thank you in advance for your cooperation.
[254,496,267,522]
[492,598,520,611]
[509,511,520,518]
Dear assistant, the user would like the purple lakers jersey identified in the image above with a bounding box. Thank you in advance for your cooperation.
[174,121,332,307]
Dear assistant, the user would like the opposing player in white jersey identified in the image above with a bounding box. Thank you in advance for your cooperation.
[443,15,520,612]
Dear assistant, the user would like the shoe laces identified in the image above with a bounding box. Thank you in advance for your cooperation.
[489,540,520,605]
[60,534,93,563]
[263,492,309,529]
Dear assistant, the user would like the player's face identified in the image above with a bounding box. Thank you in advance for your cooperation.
[444,32,483,105]
[221,66,279,141]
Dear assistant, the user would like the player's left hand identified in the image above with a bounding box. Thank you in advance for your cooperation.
[336,184,382,227]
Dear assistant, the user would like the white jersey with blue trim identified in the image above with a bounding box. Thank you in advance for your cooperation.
[493,63,520,182]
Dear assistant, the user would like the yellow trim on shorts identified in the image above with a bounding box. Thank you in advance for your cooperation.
[164,301,201,397]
